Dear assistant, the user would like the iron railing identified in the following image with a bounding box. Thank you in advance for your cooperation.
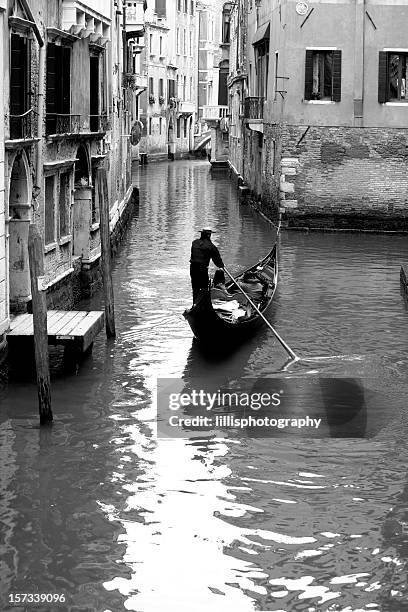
[89,114,110,132]
[244,97,264,120]
[46,113,81,135]
[9,108,36,140]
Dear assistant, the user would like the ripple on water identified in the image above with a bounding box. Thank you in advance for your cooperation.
[2,161,408,611]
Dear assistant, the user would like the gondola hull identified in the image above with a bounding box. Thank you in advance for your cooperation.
[183,245,278,349]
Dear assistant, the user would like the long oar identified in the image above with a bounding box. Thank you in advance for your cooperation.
[224,266,298,361]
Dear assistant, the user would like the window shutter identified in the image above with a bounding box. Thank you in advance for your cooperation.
[46,43,57,115]
[304,50,313,100]
[378,51,388,103]
[332,50,342,102]
[61,46,71,114]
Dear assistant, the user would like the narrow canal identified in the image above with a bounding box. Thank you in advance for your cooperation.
[1,159,408,611]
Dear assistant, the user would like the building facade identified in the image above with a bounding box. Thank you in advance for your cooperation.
[1,0,143,356]
[233,0,408,230]
[139,0,197,161]
[0,1,6,356]
[198,0,231,164]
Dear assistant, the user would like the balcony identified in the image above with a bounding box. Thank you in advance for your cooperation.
[244,97,264,120]
[46,113,80,135]
[202,105,229,121]
[89,114,110,132]
[9,108,37,140]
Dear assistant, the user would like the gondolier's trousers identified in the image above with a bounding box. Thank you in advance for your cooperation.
[190,263,209,302]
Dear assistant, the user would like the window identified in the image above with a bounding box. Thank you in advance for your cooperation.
[177,0,181,11]
[91,166,100,225]
[46,43,71,134]
[379,52,408,102]
[59,172,70,237]
[159,78,164,97]
[159,36,163,55]
[89,56,99,131]
[304,49,342,101]
[44,175,56,245]
[190,0,194,14]
[168,78,175,101]
[222,4,231,44]
[176,117,181,138]
[190,76,193,100]
[183,0,187,12]
[183,117,187,138]
[189,31,192,56]
[183,29,186,55]
[159,117,162,134]
[155,0,166,18]
[149,117,152,135]
[254,40,269,98]
[10,34,31,139]
[274,52,279,100]
[149,33,153,53]
[149,77,154,94]
[218,60,229,105]
[176,28,180,54]
[183,76,186,100]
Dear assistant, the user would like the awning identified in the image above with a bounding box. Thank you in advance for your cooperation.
[252,22,270,46]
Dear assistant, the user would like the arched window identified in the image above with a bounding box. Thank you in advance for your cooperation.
[218,60,229,105]
[222,3,232,43]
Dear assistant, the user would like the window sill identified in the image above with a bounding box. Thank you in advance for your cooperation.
[384,102,408,106]
[59,234,72,246]
[44,242,57,253]
[303,100,336,104]
[90,222,100,232]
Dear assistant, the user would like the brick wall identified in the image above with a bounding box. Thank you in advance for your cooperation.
[276,125,408,231]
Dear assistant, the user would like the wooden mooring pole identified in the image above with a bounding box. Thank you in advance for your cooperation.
[97,166,116,338]
[28,223,53,425]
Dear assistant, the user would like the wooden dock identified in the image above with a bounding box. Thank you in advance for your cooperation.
[7,310,105,354]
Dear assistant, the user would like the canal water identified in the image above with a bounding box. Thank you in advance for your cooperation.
[1,159,408,611]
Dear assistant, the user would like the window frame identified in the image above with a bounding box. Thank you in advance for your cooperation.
[44,174,56,247]
[379,50,408,103]
[304,48,342,102]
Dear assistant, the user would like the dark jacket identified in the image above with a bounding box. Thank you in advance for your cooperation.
[190,237,224,268]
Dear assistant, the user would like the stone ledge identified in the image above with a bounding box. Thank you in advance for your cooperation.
[280,182,295,193]
[281,157,300,167]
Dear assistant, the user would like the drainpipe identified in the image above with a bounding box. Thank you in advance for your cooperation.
[35,43,45,214]
[353,0,365,127]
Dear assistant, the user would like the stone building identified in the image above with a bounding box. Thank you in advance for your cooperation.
[233,0,408,230]
[139,0,196,161]
[198,0,231,165]
[0,1,6,356]
[1,0,143,357]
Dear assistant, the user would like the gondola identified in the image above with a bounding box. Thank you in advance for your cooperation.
[183,244,278,348]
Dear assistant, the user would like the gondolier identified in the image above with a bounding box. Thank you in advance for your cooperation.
[190,227,224,302]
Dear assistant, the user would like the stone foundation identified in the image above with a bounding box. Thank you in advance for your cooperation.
[276,125,408,232]
[24,187,139,313]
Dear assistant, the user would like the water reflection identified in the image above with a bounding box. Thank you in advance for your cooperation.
[1,161,408,611]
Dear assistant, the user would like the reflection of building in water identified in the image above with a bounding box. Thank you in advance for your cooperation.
[0,427,18,602]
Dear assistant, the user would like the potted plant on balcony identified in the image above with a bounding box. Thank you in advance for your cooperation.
[168,97,179,109]
[159,95,165,105]
[149,94,155,105]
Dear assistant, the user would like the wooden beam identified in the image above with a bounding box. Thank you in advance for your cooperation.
[28,223,52,425]
[97,167,116,338]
